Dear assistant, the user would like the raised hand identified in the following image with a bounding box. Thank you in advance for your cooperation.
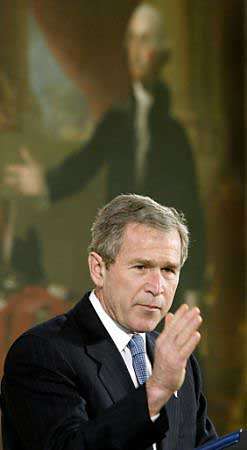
[146,304,202,416]
[4,147,47,197]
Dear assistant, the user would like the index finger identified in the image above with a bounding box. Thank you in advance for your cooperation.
[161,305,201,340]
[159,305,188,334]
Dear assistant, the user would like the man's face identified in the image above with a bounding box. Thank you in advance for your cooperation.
[125,11,162,87]
[94,223,181,333]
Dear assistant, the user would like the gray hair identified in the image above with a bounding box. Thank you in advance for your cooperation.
[89,194,189,268]
[126,3,170,54]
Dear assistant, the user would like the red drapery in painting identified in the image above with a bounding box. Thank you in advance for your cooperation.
[31,0,140,119]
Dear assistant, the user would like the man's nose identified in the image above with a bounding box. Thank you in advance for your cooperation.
[145,270,165,296]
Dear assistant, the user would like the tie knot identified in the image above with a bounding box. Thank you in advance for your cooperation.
[128,334,145,357]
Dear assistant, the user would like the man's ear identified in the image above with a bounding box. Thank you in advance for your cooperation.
[88,252,106,288]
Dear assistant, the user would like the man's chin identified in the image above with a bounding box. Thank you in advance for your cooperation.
[130,69,145,82]
[131,318,160,333]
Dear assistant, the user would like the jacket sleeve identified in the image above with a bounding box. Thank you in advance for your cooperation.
[45,110,115,203]
[1,333,169,450]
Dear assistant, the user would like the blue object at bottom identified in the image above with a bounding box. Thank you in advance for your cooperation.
[195,430,241,450]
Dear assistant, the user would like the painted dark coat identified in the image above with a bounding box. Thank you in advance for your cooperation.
[46,83,205,296]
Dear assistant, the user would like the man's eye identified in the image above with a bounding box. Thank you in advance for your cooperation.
[134,265,145,270]
[162,267,175,274]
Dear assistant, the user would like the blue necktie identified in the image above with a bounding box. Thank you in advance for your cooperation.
[128,334,149,385]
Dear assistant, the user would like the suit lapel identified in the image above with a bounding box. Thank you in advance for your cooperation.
[72,293,135,403]
[86,335,136,402]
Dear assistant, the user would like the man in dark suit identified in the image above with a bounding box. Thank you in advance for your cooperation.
[4,4,205,306]
[1,194,216,450]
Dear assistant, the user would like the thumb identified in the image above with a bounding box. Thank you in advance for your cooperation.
[19,147,35,165]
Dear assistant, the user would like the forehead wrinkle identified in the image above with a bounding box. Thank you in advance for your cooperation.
[117,223,182,263]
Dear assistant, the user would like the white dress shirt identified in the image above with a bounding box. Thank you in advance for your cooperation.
[133,82,154,188]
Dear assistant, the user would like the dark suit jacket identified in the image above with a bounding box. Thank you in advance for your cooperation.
[1,292,216,450]
[46,83,205,296]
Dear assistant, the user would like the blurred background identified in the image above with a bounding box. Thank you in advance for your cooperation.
[0,0,245,443]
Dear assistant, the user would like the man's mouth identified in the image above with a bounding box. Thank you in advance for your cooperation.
[138,304,161,310]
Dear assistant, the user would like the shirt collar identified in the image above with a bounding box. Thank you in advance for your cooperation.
[89,290,147,353]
